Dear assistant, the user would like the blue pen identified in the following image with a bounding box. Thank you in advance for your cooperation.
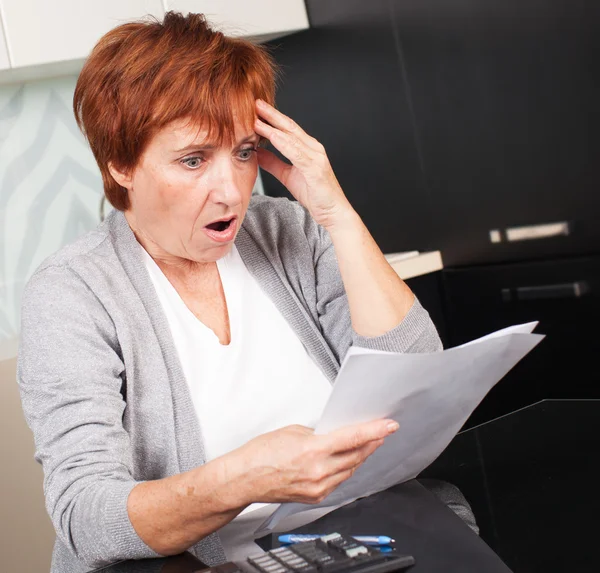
[278,534,395,546]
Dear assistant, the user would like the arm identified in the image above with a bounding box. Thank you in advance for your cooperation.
[126,456,242,555]
[17,266,249,560]
[322,208,414,338]
[18,266,396,562]
[291,201,442,355]
[128,422,395,555]
[254,100,442,354]
[17,266,158,566]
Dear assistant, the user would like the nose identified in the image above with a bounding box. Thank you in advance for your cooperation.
[208,157,245,206]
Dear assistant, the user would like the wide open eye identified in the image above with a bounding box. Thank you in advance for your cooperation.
[181,156,203,169]
[238,148,257,161]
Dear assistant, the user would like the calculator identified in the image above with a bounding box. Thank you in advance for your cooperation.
[244,532,414,573]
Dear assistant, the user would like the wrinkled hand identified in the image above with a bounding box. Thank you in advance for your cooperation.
[254,99,353,230]
[230,419,399,506]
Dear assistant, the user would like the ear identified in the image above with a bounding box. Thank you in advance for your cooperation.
[108,162,134,190]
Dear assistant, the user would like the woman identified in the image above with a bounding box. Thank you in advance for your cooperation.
[17,12,467,573]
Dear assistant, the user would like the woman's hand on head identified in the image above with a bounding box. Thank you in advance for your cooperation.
[224,418,399,506]
[254,99,355,231]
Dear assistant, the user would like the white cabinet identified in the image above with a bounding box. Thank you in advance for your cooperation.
[165,0,309,40]
[0,0,164,68]
[0,13,10,70]
[0,0,309,85]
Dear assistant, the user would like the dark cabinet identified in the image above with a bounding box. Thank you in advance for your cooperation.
[392,0,600,266]
[405,271,449,348]
[262,0,436,255]
[443,255,600,427]
[389,0,600,425]
[265,0,600,266]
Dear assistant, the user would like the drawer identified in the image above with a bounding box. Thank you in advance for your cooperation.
[442,255,600,427]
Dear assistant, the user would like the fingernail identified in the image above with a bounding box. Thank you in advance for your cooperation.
[386,421,399,433]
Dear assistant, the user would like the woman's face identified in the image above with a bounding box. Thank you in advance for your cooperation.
[116,117,260,264]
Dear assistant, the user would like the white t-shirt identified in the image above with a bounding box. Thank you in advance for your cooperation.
[142,244,333,462]
[142,244,334,559]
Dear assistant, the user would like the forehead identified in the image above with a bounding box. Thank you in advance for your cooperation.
[151,116,256,150]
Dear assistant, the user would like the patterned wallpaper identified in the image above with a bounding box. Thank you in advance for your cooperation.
[0,76,103,360]
[0,76,265,360]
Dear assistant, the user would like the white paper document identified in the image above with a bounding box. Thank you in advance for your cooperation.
[255,322,544,536]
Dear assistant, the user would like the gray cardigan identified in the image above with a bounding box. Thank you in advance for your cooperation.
[17,195,442,572]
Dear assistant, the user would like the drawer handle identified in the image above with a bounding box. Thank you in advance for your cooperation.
[501,281,590,302]
[490,221,570,243]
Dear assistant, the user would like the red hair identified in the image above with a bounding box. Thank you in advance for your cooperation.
[74,11,277,211]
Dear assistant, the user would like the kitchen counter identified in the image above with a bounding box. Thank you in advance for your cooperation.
[385,250,443,280]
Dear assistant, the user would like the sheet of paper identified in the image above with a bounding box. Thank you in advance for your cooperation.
[456,321,539,347]
[255,322,544,536]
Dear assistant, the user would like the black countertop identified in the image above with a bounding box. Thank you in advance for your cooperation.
[92,399,596,573]
[421,399,600,571]
[91,478,510,573]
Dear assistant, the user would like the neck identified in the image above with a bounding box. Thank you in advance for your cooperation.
[124,209,216,279]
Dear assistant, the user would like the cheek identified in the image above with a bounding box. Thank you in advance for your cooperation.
[133,166,176,206]
[151,167,204,209]
[242,163,259,197]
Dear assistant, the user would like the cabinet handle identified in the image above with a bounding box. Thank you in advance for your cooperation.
[489,221,570,243]
[501,281,590,302]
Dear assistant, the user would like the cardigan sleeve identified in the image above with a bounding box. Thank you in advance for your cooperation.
[17,264,159,568]
[289,200,443,360]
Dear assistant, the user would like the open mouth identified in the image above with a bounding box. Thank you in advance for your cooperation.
[205,217,234,232]
[202,216,238,243]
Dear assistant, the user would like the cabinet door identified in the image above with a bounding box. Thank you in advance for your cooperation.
[166,0,309,40]
[1,0,164,68]
[405,272,449,348]
[443,256,600,427]
[0,16,9,70]
[261,0,436,255]
[392,0,600,266]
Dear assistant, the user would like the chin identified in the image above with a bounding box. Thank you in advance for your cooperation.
[195,242,233,263]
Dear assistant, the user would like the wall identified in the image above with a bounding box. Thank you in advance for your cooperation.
[0,356,55,570]
[0,76,104,355]
[0,75,104,571]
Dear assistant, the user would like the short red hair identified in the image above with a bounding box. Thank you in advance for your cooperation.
[74,11,277,211]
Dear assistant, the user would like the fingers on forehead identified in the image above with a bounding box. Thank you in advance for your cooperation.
[257,101,302,135]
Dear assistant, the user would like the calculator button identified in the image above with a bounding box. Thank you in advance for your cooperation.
[344,547,369,558]
[289,546,318,561]
[312,552,334,564]
[248,555,292,573]
[271,550,317,573]
[327,537,361,552]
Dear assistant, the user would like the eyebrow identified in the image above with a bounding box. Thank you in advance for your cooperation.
[174,134,259,154]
